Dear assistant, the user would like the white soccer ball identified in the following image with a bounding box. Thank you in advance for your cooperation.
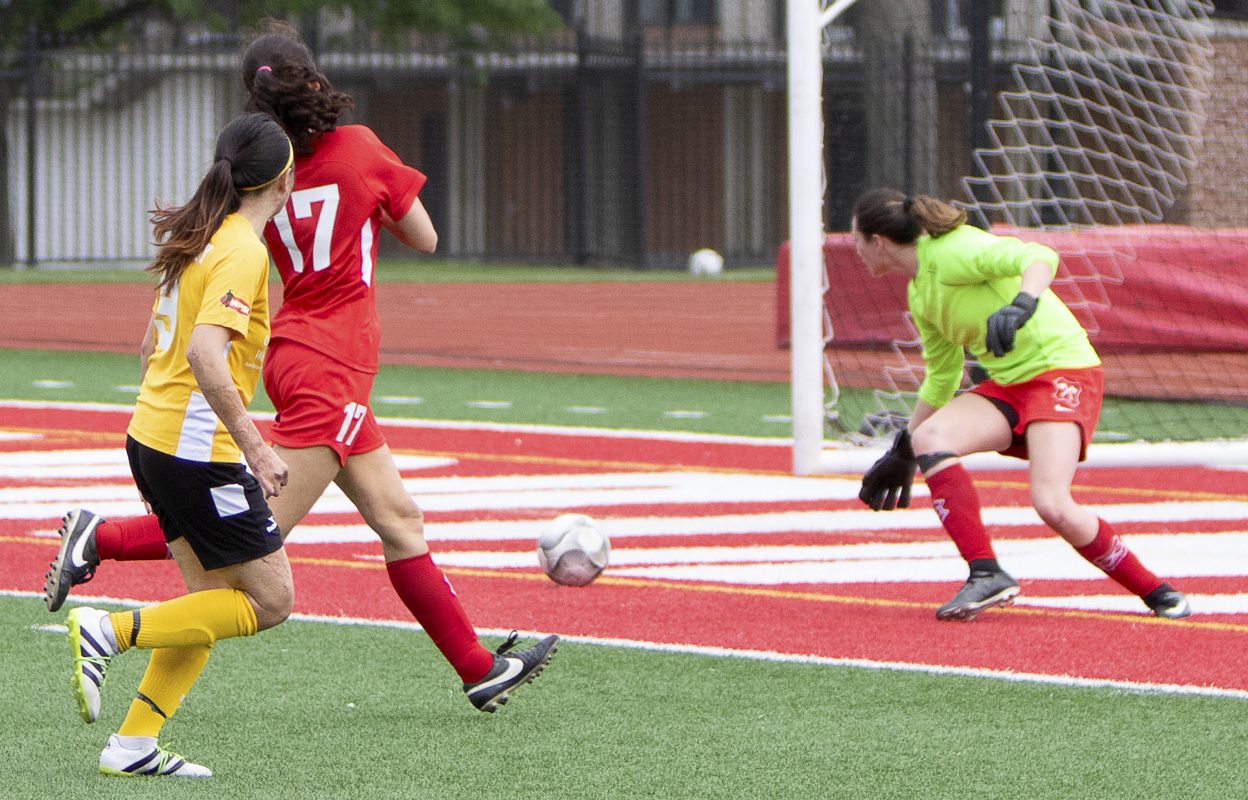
[537,513,610,587]
[687,247,724,276]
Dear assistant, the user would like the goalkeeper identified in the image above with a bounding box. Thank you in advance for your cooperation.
[850,188,1190,621]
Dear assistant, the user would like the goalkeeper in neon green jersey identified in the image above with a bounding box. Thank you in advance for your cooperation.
[850,187,1190,621]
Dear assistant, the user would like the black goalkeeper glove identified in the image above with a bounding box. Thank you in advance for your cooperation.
[984,292,1038,357]
[858,429,917,511]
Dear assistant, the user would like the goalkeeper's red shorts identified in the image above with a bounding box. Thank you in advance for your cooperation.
[971,365,1104,462]
[263,338,386,466]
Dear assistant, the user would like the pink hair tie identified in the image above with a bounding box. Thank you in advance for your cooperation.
[257,65,272,73]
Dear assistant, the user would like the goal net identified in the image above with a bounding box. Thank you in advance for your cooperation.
[788,0,1248,474]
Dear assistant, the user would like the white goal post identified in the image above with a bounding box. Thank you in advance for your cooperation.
[786,0,855,477]
[786,0,1248,476]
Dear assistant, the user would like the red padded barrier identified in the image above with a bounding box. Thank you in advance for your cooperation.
[776,226,1248,353]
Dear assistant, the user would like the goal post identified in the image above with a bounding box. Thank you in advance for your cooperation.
[788,0,1248,476]
[788,0,862,476]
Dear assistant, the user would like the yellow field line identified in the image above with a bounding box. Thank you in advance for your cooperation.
[1,426,120,445]
[285,554,1248,634]
[5,535,1246,632]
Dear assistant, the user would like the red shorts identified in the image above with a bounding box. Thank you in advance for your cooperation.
[263,338,385,466]
[970,365,1104,462]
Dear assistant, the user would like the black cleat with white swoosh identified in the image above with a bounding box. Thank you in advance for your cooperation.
[44,509,104,612]
[464,631,558,712]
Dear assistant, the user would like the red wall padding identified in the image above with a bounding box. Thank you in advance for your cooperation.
[776,226,1248,353]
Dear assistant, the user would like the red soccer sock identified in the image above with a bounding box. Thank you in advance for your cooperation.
[95,514,171,561]
[923,463,997,564]
[385,553,495,683]
[1075,518,1164,598]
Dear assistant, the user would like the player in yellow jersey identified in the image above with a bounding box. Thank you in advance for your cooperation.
[63,113,295,778]
[45,21,558,715]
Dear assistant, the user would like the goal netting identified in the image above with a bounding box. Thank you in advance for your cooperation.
[788,0,1248,474]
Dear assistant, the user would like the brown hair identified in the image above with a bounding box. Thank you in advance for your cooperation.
[852,188,967,244]
[241,19,354,155]
[147,113,291,292]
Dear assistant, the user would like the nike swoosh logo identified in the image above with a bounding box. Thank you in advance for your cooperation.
[1054,405,1075,413]
[69,519,95,568]
[468,658,524,695]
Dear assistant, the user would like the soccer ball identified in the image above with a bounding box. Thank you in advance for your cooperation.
[687,247,724,276]
[537,513,610,586]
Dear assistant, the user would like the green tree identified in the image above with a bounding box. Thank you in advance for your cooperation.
[0,0,562,266]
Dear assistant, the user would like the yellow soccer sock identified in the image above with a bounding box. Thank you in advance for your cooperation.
[109,588,258,651]
[117,645,212,739]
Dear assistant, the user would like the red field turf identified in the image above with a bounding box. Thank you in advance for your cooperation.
[2,403,1246,696]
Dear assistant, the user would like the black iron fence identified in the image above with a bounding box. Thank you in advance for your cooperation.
[0,17,1015,269]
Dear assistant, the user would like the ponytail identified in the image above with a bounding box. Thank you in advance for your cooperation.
[146,113,292,293]
[909,195,966,237]
[147,162,240,293]
[852,188,967,244]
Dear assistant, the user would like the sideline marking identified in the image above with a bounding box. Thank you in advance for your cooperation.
[10,589,1244,702]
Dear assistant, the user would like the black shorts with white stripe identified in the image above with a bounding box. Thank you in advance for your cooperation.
[125,436,282,570]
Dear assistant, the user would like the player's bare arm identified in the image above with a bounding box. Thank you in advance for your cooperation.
[1019,260,1054,297]
[380,199,437,253]
[185,322,289,497]
[908,399,938,432]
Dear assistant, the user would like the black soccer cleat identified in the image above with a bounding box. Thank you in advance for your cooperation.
[936,568,1020,621]
[44,509,103,612]
[463,631,559,712]
[1144,582,1191,619]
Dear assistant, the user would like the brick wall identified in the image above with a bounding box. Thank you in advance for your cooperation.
[1185,28,1248,228]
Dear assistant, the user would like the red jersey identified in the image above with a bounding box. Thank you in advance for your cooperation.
[264,125,426,373]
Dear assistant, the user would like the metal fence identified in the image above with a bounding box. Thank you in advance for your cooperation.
[0,13,1019,269]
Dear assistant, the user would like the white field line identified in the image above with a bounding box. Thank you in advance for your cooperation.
[352,531,1248,579]
[3,400,1247,464]
[3,453,1248,528]
[5,406,1247,668]
[9,590,1243,702]
[0,399,789,446]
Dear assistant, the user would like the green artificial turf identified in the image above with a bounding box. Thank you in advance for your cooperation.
[5,596,1244,799]
[3,347,1246,442]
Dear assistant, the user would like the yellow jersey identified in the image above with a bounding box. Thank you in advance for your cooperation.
[128,213,270,463]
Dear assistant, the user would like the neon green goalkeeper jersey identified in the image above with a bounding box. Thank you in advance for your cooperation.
[909,224,1100,408]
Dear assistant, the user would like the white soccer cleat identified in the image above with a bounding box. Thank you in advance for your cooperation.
[66,606,118,724]
[99,734,212,778]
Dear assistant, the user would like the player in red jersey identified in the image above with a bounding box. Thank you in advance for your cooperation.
[44,21,556,713]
